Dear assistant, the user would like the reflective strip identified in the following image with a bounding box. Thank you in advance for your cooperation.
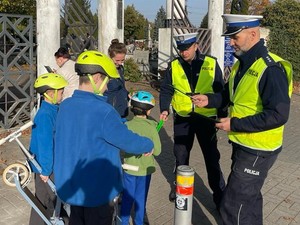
[176,175,194,186]
[176,186,194,196]
[228,20,260,27]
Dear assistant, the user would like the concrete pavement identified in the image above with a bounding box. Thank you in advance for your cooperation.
[0,93,300,225]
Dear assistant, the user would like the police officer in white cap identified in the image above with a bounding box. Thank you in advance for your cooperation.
[159,32,226,208]
[192,14,293,225]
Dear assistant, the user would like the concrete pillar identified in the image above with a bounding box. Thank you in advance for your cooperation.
[208,0,224,72]
[158,28,172,71]
[98,0,124,54]
[36,0,60,76]
[148,23,152,49]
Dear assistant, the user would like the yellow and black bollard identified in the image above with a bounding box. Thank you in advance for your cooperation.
[174,165,195,225]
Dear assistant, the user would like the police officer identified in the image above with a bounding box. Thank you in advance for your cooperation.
[192,15,293,225]
[159,32,226,209]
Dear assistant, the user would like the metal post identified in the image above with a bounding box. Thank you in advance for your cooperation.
[174,165,195,225]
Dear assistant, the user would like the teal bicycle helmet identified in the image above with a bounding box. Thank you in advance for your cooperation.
[131,91,155,110]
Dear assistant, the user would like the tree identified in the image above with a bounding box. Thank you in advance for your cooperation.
[248,0,271,14]
[230,0,249,14]
[200,13,208,28]
[0,0,36,17]
[225,0,271,14]
[153,6,167,41]
[124,5,148,41]
[263,0,300,81]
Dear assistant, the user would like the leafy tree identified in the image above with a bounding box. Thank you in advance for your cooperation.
[124,58,142,82]
[124,5,148,41]
[153,6,167,41]
[225,0,271,14]
[231,0,249,14]
[205,0,269,29]
[0,0,36,17]
[200,13,208,28]
[263,0,300,81]
[248,0,271,14]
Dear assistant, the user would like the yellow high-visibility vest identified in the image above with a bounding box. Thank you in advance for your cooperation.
[171,56,217,117]
[228,53,293,151]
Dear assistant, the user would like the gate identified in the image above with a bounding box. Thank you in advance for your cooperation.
[61,0,98,57]
[0,14,35,129]
[169,0,211,59]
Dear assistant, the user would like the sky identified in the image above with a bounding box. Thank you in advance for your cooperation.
[124,0,208,26]
[91,0,208,27]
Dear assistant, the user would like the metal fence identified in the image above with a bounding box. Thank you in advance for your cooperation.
[0,14,35,129]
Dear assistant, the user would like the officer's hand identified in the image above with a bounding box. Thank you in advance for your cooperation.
[215,117,231,132]
[160,111,169,122]
[191,94,208,107]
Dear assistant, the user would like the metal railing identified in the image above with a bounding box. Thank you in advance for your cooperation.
[0,13,35,129]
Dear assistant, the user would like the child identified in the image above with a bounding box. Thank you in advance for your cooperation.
[121,91,162,225]
[29,73,68,225]
[53,51,154,225]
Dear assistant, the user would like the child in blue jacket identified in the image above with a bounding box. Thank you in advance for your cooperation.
[29,73,67,225]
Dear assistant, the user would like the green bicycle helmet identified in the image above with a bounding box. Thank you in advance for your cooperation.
[75,50,120,79]
[34,73,68,94]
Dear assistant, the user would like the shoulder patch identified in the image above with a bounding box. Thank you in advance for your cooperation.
[262,54,276,66]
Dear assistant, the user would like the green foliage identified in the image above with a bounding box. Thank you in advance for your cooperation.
[153,6,167,41]
[0,0,36,17]
[225,0,271,14]
[124,5,148,41]
[231,0,249,14]
[263,0,300,81]
[124,58,142,82]
[200,13,208,28]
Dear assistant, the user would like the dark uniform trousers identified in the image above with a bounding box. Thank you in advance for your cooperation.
[173,113,225,206]
[220,143,279,225]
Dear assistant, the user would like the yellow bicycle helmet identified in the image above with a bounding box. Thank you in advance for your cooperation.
[75,50,120,79]
[34,73,68,94]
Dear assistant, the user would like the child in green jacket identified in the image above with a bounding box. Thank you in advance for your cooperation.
[121,91,161,225]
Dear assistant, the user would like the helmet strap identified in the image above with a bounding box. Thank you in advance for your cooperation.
[88,74,101,95]
[88,74,109,96]
[53,89,58,104]
[97,76,109,96]
[43,89,58,104]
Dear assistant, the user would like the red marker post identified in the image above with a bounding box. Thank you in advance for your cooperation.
[174,165,195,225]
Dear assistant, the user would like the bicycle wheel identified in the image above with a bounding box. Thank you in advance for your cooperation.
[2,163,30,187]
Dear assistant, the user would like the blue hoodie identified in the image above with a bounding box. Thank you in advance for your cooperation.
[54,90,153,207]
[29,101,58,176]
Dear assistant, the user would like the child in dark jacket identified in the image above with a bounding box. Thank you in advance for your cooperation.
[121,91,161,225]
